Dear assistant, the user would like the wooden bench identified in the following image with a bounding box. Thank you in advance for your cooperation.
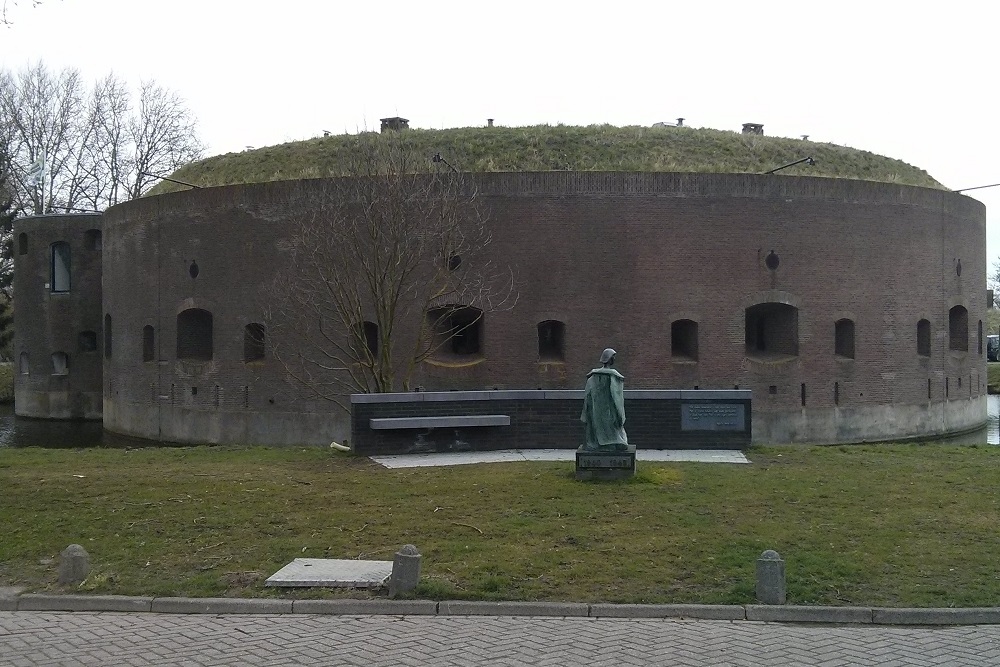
[369,415,510,430]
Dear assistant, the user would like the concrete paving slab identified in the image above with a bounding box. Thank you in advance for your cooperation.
[373,449,749,468]
[18,594,152,613]
[265,558,393,588]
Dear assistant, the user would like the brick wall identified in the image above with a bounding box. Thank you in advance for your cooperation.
[350,390,752,455]
[95,173,987,445]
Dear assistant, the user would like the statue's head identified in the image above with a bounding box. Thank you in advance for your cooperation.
[600,348,617,366]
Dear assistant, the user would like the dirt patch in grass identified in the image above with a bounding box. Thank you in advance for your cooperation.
[2,443,999,606]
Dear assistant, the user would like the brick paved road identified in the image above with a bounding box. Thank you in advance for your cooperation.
[2,612,1000,666]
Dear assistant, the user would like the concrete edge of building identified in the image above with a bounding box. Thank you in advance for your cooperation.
[745,605,874,624]
[17,594,153,613]
[589,603,746,620]
[292,599,438,615]
[149,597,294,614]
[5,593,1000,625]
[438,601,590,617]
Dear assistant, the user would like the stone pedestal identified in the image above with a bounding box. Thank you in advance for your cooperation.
[575,445,636,481]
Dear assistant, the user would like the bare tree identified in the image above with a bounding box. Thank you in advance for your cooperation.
[265,133,517,408]
[1,0,44,26]
[0,62,87,214]
[0,62,204,215]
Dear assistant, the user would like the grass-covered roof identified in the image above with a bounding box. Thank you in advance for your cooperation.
[149,124,942,196]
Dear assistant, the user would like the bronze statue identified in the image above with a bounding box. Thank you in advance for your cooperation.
[580,348,628,451]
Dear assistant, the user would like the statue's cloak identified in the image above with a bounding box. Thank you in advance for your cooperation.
[580,367,628,449]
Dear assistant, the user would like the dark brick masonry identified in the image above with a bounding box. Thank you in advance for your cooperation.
[350,390,752,456]
[15,172,985,446]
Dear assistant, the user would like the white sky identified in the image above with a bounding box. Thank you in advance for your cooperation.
[3,0,999,273]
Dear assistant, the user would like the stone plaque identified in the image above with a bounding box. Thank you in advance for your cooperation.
[681,403,745,431]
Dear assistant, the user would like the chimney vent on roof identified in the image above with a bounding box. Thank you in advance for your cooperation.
[487,118,494,127]
[380,117,409,133]
[742,123,764,135]
[676,118,684,127]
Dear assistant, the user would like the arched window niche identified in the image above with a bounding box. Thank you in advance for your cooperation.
[745,302,799,360]
[917,319,931,357]
[351,321,379,361]
[671,319,698,361]
[949,305,968,352]
[51,352,69,376]
[244,323,266,362]
[427,305,483,359]
[537,320,565,362]
[177,308,213,361]
[834,319,855,359]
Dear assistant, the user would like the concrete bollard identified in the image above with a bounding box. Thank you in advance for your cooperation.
[388,544,421,597]
[755,549,786,604]
[58,544,91,585]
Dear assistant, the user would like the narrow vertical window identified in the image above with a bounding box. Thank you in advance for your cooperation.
[143,325,155,362]
[104,314,112,359]
[834,381,839,405]
[51,242,71,293]
[949,306,968,351]
[978,320,983,355]
[19,352,29,375]
[244,323,266,362]
[917,319,931,357]
[17,233,27,255]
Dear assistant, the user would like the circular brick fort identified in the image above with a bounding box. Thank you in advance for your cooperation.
[14,172,987,445]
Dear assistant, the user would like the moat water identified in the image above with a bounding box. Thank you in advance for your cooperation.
[0,400,997,448]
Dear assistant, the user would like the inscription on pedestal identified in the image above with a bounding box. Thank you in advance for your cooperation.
[681,403,745,431]
[575,446,636,480]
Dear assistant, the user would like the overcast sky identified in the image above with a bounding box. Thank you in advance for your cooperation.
[3,0,999,272]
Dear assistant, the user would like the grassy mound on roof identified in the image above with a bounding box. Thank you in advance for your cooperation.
[149,124,943,195]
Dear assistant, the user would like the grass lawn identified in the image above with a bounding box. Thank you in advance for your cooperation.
[989,362,1000,394]
[2,443,999,607]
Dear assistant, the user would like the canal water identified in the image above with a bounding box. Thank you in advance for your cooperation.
[0,399,998,448]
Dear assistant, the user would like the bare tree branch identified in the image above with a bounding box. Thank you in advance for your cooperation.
[265,133,517,408]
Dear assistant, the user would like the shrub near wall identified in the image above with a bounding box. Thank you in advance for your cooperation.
[0,362,14,403]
